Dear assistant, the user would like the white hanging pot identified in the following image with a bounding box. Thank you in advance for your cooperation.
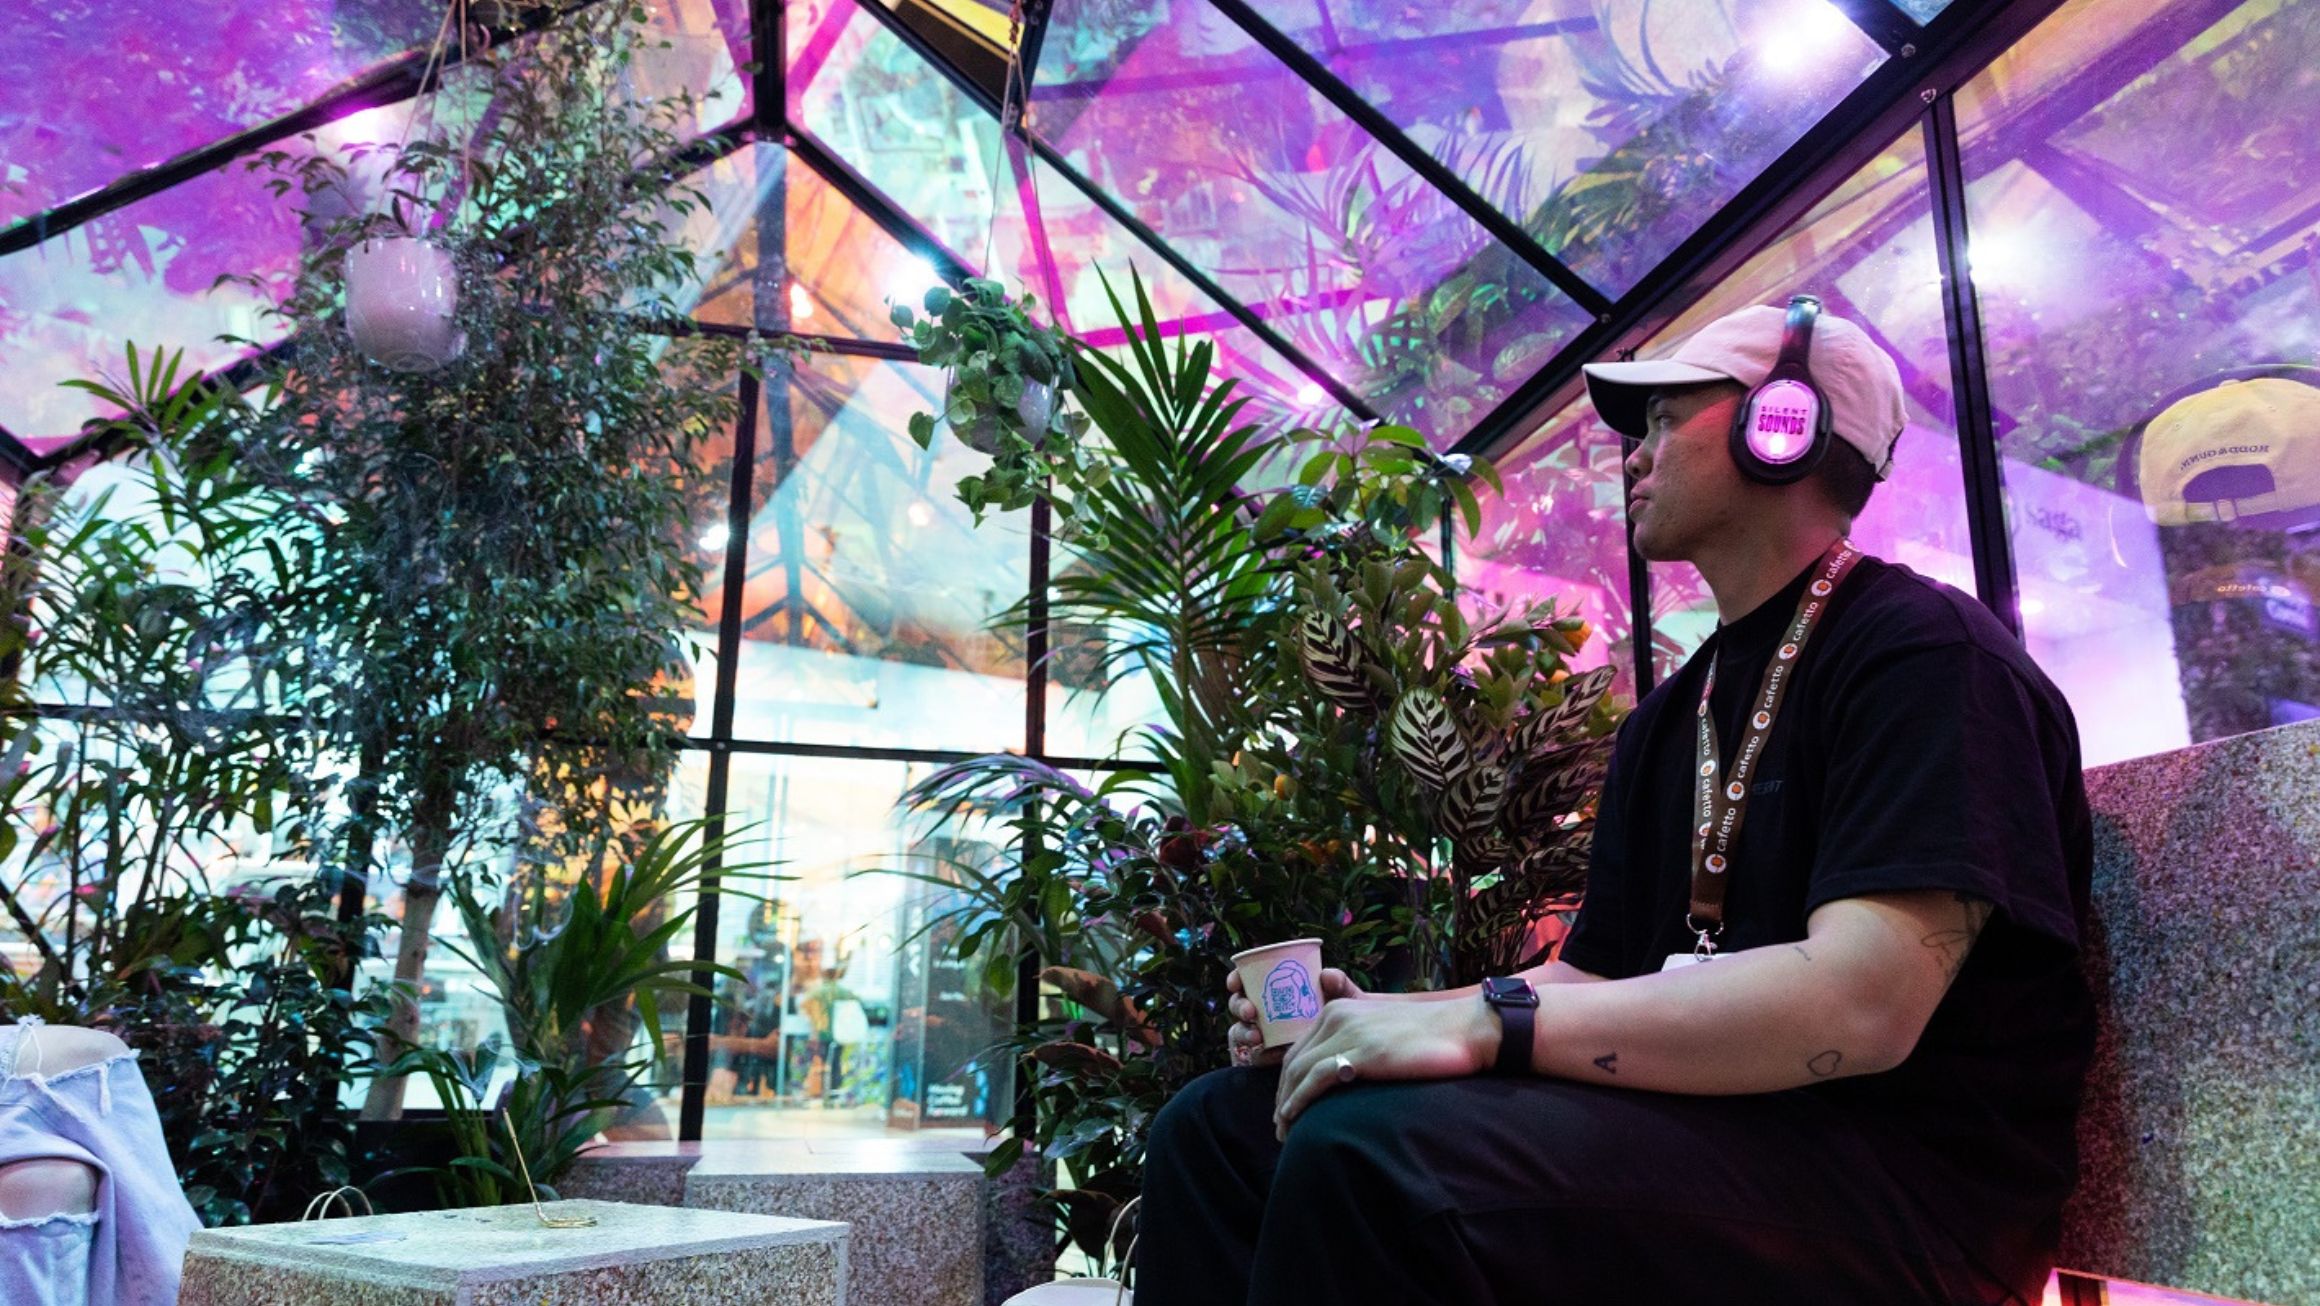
[345,236,466,373]
[946,373,1055,455]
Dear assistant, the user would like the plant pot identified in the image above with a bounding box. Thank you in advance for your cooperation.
[947,374,1054,455]
[346,236,466,373]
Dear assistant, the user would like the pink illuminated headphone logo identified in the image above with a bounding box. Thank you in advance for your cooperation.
[1730,295,1834,487]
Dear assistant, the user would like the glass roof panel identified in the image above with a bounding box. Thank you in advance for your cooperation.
[985,146,1352,431]
[1031,0,1596,446]
[0,1,747,233]
[0,91,484,446]
[0,0,438,228]
[674,142,930,340]
[789,0,1004,271]
[1223,0,1886,300]
[728,351,1030,752]
[1887,0,1954,21]
[0,162,294,446]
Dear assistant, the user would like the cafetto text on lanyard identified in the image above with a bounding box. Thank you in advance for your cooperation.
[1667,539,1864,972]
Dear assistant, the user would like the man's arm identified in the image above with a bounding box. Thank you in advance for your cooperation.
[1511,889,1992,1093]
[1275,889,1993,1130]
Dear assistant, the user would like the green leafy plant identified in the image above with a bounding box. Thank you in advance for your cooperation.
[215,2,791,1118]
[0,348,389,1225]
[892,269,1625,1264]
[892,278,1099,528]
[381,819,769,1203]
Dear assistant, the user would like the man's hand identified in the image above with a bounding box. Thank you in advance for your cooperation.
[1269,996,1497,1141]
[1226,966,1364,1067]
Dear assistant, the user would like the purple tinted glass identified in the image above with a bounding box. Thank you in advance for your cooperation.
[986,145,1353,432]
[787,0,1346,433]
[1033,0,1595,446]
[0,2,749,233]
[0,1,439,228]
[1223,0,1885,299]
[1456,396,1638,703]
[1616,129,1972,684]
[1960,0,2320,765]
[0,162,299,446]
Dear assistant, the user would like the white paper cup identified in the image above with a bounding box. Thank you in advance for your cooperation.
[1232,937,1326,1050]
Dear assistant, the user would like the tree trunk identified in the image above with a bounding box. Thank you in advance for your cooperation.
[361,772,459,1120]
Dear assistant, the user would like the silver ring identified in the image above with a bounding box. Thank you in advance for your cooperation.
[1331,1053,1356,1084]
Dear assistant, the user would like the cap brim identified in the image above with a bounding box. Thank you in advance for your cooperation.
[1580,359,1737,438]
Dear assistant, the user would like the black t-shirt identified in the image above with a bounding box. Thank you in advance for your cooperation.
[1561,554,2095,1255]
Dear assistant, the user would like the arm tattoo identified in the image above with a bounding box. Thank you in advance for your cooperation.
[1592,1052,1618,1076]
[1920,892,1995,985]
[1807,1050,1843,1078]
[1790,945,1812,963]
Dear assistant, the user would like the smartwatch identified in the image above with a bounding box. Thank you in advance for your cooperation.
[1480,976,1538,1076]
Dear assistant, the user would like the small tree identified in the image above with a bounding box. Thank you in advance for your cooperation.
[220,4,787,1115]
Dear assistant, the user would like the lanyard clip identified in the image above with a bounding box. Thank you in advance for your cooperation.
[1685,914,1721,961]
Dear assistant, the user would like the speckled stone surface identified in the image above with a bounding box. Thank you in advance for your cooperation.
[2062,718,2320,1306]
[982,1148,1058,1306]
[556,1146,700,1207]
[683,1143,987,1306]
[178,1199,847,1306]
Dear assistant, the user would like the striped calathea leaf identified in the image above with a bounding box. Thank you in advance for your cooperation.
[1501,736,1614,835]
[1389,686,1467,792]
[1438,761,1508,841]
[1300,607,1374,714]
[1512,664,1618,756]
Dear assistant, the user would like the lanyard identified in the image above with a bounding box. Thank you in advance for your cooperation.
[1686,539,1862,956]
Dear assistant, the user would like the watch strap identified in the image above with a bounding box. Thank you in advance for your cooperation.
[1491,998,1534,1076]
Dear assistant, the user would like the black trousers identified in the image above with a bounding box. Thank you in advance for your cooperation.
[1134,1066,2049,1305]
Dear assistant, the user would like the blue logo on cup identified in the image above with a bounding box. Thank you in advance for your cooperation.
[1262,959,1321,1023]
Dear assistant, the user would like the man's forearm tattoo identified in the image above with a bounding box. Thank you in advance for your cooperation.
[1592,1052,1618,1076]
[1807,1049,1843,1078]
[1791,944,1813,963]
[1921,892,1995,985]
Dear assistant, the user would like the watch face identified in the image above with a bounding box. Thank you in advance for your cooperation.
[1484,977,1539,1007]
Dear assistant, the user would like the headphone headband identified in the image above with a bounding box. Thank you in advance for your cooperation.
[1772,295,1822,378]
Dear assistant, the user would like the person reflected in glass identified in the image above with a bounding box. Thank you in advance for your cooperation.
[1135,299,2094,1305]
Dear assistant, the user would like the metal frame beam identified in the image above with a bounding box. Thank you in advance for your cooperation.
[1926,95,2021,636]
[784,126,977,290]
[1205,0,1612,320]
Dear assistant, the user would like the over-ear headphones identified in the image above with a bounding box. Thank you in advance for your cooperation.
[1729,294,1835,486]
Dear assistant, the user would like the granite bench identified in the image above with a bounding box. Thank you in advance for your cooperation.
[178,1198,848,1305]
[2054,718,2320,1306]
[558,1139,1043,1306]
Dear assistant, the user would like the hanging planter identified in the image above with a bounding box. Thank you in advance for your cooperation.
[345,235,466,373]
[895,279,1095,524]
[945,371,1056,455]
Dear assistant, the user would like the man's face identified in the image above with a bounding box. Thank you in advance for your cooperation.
[1623,381,1749,563]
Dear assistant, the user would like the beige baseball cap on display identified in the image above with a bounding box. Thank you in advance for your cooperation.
[1581,302,1910,480]
[2136,374,2320,530]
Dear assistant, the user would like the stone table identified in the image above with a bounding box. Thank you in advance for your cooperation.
[178,1198,848,1306]
[564,1140,992,1306]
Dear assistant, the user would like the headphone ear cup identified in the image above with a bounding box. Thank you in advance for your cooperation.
[1728,382,1833,486]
